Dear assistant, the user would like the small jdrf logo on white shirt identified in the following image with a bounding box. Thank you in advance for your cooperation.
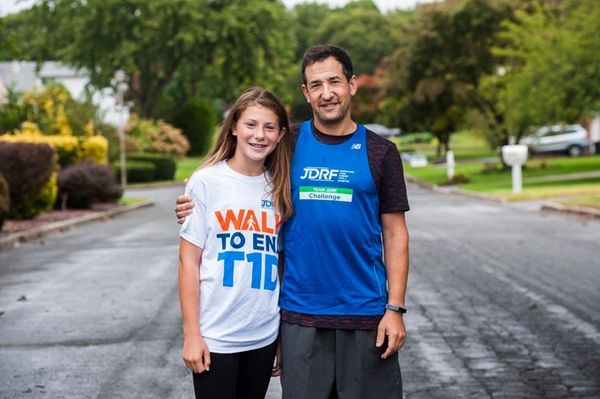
[351,143,361,150]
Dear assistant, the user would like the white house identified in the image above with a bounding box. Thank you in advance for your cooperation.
[0,61,128,127]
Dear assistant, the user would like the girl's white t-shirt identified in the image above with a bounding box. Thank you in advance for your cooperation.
[179,160,281,353]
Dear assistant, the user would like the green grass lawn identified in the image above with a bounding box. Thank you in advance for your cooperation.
[392,130,496,161]
[400,130,600,201]
[174,134,600,203]
[175,156,204,181]
[406,156,600,200]
[119,197,146,206]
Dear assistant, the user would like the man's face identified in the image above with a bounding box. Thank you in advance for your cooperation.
[302,56,357,127]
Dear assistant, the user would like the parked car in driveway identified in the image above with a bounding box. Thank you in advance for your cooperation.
[401,152,428,167]
[364,123,401,137]
[520,124,591,157]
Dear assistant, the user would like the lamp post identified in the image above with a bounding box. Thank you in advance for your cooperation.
[115,70,128,189]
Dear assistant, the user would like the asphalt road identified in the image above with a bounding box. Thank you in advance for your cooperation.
[0,183,599,398]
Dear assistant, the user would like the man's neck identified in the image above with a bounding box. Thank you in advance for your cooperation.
[313,117,356,136]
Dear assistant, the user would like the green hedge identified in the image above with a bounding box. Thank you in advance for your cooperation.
[114,160,156,183]
[169,98,217,156]
[127,153,176,180]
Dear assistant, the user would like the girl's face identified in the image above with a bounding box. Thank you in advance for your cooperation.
[231,104,285,172]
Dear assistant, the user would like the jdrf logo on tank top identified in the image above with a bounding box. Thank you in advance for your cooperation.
[298,166,355,203]
[213,207,281,291]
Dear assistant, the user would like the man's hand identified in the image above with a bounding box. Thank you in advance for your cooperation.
[375,310,406,359]
[175,194,194,224]
[272,341,282,377]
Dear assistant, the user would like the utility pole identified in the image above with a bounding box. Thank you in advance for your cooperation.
[115,71,128,189]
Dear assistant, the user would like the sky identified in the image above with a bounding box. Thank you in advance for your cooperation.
[1,0,437,16]
[281,0,437,12]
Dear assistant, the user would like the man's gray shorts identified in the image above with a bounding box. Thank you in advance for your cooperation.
[280,321,402,399]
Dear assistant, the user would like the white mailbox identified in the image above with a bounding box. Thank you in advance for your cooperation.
[502,145,528,166]
[502,144,528,194]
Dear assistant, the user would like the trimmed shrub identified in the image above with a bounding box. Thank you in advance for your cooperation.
[1,122,79,167]
[11,173,58,219]
[114,160,156,183]
[0,88,26,134]
[127,153,176,181]
[57,161,123,209]
[43,135,80,166]
[79,135,109,164]
[0,172,9,231]
[169,98,218,156]
[0,141,58,219]
[2,122,109,167]
[125,115,190,157]
[149,120,190,156]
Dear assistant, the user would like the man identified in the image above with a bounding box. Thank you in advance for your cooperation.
[176,44,409,398]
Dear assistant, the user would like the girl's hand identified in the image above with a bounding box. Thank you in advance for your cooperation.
[183,334,211,373]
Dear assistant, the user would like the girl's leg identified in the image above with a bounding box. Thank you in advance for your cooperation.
[236,340,278,399]
[193,352,239,399]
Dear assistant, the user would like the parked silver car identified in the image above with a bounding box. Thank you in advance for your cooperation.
[364,123,401,137]
[520,124,591,157]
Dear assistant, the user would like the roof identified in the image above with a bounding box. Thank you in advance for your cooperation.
[0,61,88,92]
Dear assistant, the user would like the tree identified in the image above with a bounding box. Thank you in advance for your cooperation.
[9,0,294,119]
[286,0,402,122]
[385,0,513,155]
[313,0,396,76]
[488,0,600,142]
[0,17,18,60]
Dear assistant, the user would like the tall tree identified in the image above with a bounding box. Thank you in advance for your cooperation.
[8,0,294,118]
[314,0,396,75]
[385,0,513,155]
[488,0,600,142]
[0,17,18,60]
[287,0,401,121]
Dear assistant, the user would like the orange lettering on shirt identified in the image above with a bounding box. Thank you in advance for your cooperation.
[261,211,274,234]
[215,209,244,231]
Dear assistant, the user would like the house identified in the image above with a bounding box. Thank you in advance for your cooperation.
[0,61,128,126]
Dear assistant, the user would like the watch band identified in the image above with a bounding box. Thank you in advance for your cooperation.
[385,303,407,314]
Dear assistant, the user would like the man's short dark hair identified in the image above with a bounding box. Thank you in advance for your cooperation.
[301,44,354,85]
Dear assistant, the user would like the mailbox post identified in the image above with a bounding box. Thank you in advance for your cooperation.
[502,145,528,194]
[446,150,455,180]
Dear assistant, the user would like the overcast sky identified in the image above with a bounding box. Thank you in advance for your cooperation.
[281,0,436,12]
[1,0,437,16]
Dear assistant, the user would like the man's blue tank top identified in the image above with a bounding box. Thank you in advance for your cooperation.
[280,120,387,316]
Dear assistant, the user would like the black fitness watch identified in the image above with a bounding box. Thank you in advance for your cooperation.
[385,304,407,314]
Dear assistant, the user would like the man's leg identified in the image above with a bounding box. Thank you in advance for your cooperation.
[280,321,336,399]
[335,329,402,399]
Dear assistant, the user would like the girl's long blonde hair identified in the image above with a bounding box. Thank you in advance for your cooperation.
[202,87,294,220]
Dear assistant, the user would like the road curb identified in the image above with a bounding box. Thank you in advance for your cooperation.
[541,202,600,219]
[0,199,154,251]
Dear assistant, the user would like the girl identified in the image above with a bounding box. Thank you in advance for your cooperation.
[178,87,293,399]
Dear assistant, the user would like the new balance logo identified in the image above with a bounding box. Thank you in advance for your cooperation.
[351,143,361,150]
